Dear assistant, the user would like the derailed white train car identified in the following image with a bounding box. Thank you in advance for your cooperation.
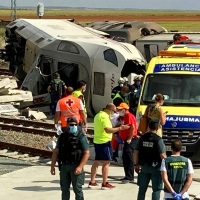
[4,19,146,116]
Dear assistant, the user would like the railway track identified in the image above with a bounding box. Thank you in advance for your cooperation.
[0,116,94,160]
[0,116,56,136]
[0,116,94,135]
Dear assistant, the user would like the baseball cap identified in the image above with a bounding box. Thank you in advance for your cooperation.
[117,103,129,110]
[67,117,78,123]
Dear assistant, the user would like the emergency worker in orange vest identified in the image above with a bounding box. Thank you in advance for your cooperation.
[54,87,87,133]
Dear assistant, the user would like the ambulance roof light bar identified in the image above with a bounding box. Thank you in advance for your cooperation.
[158,50,200,57]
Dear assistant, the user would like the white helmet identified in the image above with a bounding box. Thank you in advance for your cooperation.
[118,77,125,84]
[123,77,128,82]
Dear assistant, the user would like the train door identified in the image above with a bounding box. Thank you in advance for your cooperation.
[92,48,121,112]
[57,62,79,89]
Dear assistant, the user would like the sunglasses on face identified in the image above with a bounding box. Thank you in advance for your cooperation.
[69,124,77,126]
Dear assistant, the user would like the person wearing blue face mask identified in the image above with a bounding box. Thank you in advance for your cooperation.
[51,117,90,200]
[113,85,130,107]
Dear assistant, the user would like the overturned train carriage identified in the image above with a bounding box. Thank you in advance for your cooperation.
[2,19,146,116]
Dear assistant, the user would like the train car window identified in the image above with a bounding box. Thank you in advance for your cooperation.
[93,72,105,96]
[57,41,79,54]
[103,49,118,67]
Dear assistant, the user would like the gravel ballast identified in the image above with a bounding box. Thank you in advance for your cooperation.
[0,130,55,150]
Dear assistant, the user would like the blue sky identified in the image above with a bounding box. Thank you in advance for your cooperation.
[0,0,199,10]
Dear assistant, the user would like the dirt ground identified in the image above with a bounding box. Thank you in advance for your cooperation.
[1,14,200,22]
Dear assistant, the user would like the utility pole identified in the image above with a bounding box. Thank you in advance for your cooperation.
[11,0,17,21]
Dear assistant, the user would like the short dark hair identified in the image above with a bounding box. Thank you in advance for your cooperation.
[54,72,60,78]
[77,80,86,89]
[148,121,159,130]
[171,139,182,152]
[66,87,74,94]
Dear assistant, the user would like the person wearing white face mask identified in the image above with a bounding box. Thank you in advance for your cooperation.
[73,80,87,133]
[117,102,139,184]
[113,85,130,107]
[111,77,125,99]
[73,80,87,114]
[89,103,130,189]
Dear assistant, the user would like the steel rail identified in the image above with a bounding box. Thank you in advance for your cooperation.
[0,116,94,135]
[0,116,55,129]
[0,141,52,158]
[0,123,56,136]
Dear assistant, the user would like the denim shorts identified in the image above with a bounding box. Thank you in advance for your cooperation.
[94,141,113,161]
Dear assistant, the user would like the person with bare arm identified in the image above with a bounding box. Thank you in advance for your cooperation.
[88,103,130,189]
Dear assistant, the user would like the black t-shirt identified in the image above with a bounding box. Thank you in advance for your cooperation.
[113,97,123,107]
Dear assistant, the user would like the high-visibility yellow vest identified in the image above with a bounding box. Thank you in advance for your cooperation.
[113,92,129,104]
[73,90,87,113]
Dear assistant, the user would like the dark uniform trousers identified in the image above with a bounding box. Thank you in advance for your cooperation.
[137,163,163,200]
[60,163,85,200]
[122,137,138,180]
[50,94,60,115]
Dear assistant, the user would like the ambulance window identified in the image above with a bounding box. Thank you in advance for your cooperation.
[103,49,118,67]
[93,72,105,96]
[58,41,79,54]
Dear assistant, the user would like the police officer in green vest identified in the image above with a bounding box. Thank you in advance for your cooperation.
[73,80,87,116]
[113,85,130,107]
[51,117,90,200]
[161,139,194,200]
[134,121,166,200]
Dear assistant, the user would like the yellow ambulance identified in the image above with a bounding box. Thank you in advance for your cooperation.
[136,44,200,157]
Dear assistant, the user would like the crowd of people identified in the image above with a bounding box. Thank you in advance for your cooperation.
[49,72,193,200]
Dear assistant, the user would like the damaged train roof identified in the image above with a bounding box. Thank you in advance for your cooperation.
[86,20,167,43]
[7,19,146,65]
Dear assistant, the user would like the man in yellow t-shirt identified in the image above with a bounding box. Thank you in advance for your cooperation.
[88,103,130,190]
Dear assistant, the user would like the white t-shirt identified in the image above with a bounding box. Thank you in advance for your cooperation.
[56,99,84,111]
[111,113,120,127]
[160,155,194,199]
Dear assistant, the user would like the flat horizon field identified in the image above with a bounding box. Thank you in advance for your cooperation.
[0,9,200,37]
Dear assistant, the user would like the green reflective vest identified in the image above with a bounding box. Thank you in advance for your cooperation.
[164,156,188,193]
[113,92,129,104]
[73,90,87,113]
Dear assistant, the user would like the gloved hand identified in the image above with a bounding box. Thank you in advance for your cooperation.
[55,124,63,135]
[116,137,123,144]
[171,192,182,200]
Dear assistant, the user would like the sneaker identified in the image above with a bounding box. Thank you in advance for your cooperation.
[121,179,131,184]
[116,157,123,164]
[88,182,99,188]
[130,179,135,183]
[119,177,127,181]
[101,182,115,190]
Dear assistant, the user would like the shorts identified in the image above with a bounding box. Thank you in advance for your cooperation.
[94,141,113,161]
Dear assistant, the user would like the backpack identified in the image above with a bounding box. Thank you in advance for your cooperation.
[51,79,63,96]
[147,104,160,120]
